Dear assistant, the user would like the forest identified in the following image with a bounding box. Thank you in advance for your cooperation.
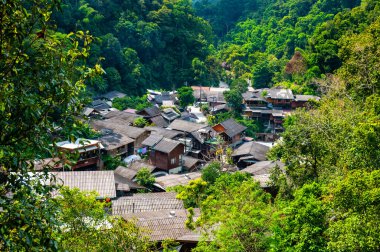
[1,0,380,251]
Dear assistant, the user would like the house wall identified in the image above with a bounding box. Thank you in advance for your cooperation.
[134,131,150,150]
[152,144,185,171]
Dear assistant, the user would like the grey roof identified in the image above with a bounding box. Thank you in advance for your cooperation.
[142,134,163,147]
[114,166,138,180]
[102,91,126,100]
[103,111,141,124]
[99,133,134,151]
[161,108,180,121]
[129,161,155,173]
[168,119,207,133]
[53,171,116,198]
[150,115,169,128]
[90,119,146,139]
[242,91,267,102]
[141,106,161,117]
[232,141,270,161]
[144,126,183,139]
[115,162,155,180]
[294,95,321,102]
[182,156,202,170]
[241,161,285,175]
[114,173,146,191]
[218,118,247,138]
[82,107,95,116]
[112,192,184,215]
[91,99,111,110]
[154,138,183,154]
[123,209,201,241]
[155,172,202,190]
[267,89,294,100]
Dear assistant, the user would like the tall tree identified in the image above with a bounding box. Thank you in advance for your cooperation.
[0,0,100,249]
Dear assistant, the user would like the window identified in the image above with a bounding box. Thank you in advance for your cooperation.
[171,157,176,165]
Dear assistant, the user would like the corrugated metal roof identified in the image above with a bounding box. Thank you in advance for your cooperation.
[168,119,207,133]
[53,171,116,198]
[217,118,247,138]
[112,192,184,215]
[232,141,270,161]
[153,138,183,154]
[155,172,202,189]
[144,126,182,139]
[141,134,163,147]
[99,133,134,151]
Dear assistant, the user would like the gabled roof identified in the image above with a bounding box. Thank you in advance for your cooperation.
[241,160,284,175]
[53,171,116,198]
[115,162,155,180]
[267,89,294,100]
[214,118,247,138]
[90,119,146,139]
[232,141,271,161]
[294,95,321,102]
[103,111,141,124]
[182,156,203,170]
[124,209,201,241]
[114,173,146,191]
[168,119,207,133]
[242,91,267,102]
[150,115,169,128]
[154,138,183,154]
[91,99,111,110]
[102,91,126,100]
[155,172,202,190]
[99,133,134,151]
[161,108,180,121]
[140,106,161,117]
[144,126,182,139]
[129,161,155,173]
[112,192,184,215]
[114,166,138,180]
[142,134,163,147]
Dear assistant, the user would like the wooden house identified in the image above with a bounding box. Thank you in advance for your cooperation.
[99,132,134,158]
[264,89,294,109]
[149,138,185,171]
[56,139,102,170]
[212,118,247,145]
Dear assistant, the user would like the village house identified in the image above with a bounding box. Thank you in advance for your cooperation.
[137,106,161,118]
[102,110,142,123]
[144,126,183,139]
[192,86,228,107]
[264,88,294,109]
[212,118,247,146]
[232,141,272,168]
[90,118,149,152]
[56,139,102,170]
[147,90,177,106]
[146,137,185,172]
[98,132,134,158]
[168,119,212,158]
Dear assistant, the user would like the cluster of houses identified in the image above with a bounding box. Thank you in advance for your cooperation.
[33,86,317,247]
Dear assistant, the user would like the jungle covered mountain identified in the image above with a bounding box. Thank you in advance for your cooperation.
[54,0,217,95]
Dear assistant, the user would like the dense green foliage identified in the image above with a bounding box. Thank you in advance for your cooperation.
[54,0,216,95]
[135,168,156,190]
[3,0,380,250]
[57,187,153,251]
[177,86,195,107]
